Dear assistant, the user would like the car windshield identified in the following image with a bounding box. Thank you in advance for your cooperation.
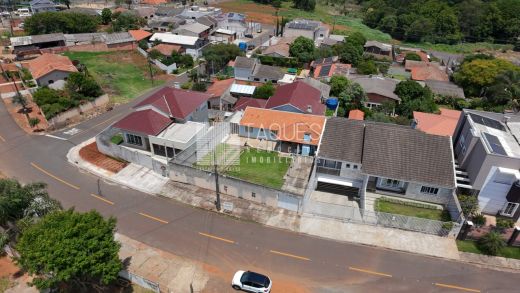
[241,271,270,287]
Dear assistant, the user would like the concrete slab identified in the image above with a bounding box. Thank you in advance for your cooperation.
[113,164,168,194]
[299,214,460,259]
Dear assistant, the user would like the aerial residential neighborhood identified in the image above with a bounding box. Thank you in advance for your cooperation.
[0,0,519,292]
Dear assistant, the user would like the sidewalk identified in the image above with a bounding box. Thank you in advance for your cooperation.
[68,140,462,261]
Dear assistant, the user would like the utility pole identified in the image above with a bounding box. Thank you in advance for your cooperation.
[148,59,154,85]
[214,163,221,211]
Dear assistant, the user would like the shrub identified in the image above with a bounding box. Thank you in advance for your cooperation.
[29,117,40,128]
[496,218,515,230]
[472,214,486,227]
[478,231,505,256]
[192,82,207,92]
[180,82,192,90]
[405,52,422,61]
[138,40,148,51]
[457,194,479,217]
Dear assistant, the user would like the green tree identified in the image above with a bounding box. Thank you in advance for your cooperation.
[356,59,378,75]
[405,52,422,61]
[292,0,316,11]
[16,209,122,290]
[394,80,438,118]
[179,54,194,68]
[485,70,520,107]
[192,82,207,92]
[101,8,112,25]
[333,42,362,65]
[148,49,162,60]
[339,82,367,112]
[66,72,103,99]
[346,32,367,47]
[457,194,479,217]
[454,57,520,97]
[253,81,275,99]
[329,75,349,96]
[12,94,29,114]
[478,231,505,256]
[202,43,242,74]
[112,12,146,32]
[289,36,316,63]
[24,12,99,35]
[138,39,148,51]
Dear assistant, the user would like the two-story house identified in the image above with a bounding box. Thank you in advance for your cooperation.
[453,110,520,221]
[283,19,329,44]
[149,33,206,57]
[310,118,456,209]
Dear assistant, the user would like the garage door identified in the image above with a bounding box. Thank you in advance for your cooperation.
[316,181,360,197]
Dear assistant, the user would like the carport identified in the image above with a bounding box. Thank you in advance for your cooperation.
[316,176,360,197]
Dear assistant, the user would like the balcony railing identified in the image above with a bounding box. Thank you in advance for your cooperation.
[316,166,340,176]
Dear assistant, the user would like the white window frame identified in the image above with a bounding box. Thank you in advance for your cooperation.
[501,202,519,217]
[420,186,439,195]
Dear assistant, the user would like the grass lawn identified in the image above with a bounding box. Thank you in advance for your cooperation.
[375,198,450,221]
[225,148,292,189]
[63,51,165,104]
[457,240,520,260]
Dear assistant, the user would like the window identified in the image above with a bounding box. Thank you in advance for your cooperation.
[380,178,401,188]
[502,202,519,217]
[48,80,54,84]
[126,133,142,146]
[420,186,439,195]
[346,163,350,168]
[251,192,256,198]
[459,135,467,156]
[152,144,174,158]
[353,165,358,170]
[318,159,341,170]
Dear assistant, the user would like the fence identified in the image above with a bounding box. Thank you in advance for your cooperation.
[303,198,462,237]
[118,270,160,293]
[46,94,109,129]
[96,127,168,175]
[136,47,178,74]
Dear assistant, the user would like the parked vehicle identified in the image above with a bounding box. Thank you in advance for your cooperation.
[232,270,272,293]
[238,42,247,52]
[247,44,255,50]
[16,8,30,15]
[1,11,10,17]
[19,13,32,18]
[244,33,253,38]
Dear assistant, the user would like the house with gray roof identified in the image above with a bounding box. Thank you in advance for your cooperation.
[364,40,393,60]
[453,109,520,221]
[425,79,465,99]
[30,0,56,13]
[173,22,211,39]
[233,56,284,83]
[309,118,457,213]
[283,19,329,43]
[350,76,401,114]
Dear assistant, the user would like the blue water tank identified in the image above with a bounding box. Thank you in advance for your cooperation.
[326,98,339,110]
[238,42,247,51]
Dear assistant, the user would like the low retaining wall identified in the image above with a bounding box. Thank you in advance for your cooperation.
[169,163,302,212]
[46,94,109,129]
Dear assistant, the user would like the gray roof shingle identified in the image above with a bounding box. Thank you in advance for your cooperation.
[425,80,465,99]
[318,118,456,188]
[318,118,365,164]
[234,56,256,70]
[252,64,284,81]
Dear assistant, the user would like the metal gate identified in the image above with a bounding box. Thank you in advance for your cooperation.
[277,193,300,212]
[316,181,359,197]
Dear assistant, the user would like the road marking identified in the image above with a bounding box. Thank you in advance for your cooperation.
[269,250,310,261]
[90,193,114,205]
[348,266,392,278]
[30,162,80,190]
[67,114,123,138]
[137,212,169,224]
[0,134,5,142]
[198,232,235,244]
[45,134,68,141]
[434,283,480,292]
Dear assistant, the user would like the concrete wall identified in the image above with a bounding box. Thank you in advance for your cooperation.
[46,94,109,129]
[37,70,72,87]
[119,130,151,152]
[404,182,453,205]
[284,28,314,40]
[169,163,302,211]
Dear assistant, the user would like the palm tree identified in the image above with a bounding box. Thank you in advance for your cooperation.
[12,93,29,114]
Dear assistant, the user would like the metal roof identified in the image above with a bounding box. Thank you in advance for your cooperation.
[150,33,199,46]
[230,83,256,95]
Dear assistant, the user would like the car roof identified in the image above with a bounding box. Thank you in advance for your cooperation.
[242,271,270,286]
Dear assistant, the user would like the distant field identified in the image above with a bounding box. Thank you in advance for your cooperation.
[63,51,165,104]
[216,0,511,54]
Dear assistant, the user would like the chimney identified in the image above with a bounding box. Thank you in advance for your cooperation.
[307,105,312,113]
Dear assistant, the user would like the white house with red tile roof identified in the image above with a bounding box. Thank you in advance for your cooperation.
[27,53,77,87]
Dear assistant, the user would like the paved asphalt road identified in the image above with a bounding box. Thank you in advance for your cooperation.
[1,89,519,292]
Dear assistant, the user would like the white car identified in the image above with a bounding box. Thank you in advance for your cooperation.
[232,270,272,293]
[1,11,10,17]
[19,13,32,18]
